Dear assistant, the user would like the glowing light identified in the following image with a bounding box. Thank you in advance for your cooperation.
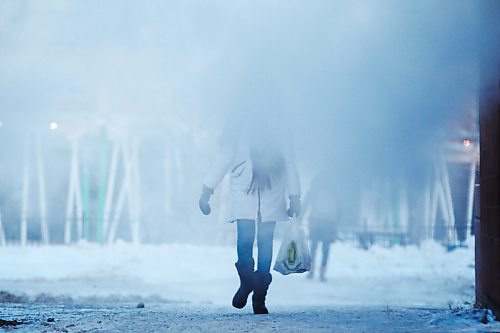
[49,121,58,130]
[463,139,471,147]
[0,120,3,127]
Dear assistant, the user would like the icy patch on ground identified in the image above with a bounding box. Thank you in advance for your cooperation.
[0,240,475,308]
[1,303,499,333]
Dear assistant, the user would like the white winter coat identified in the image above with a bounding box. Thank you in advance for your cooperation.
[203,137,301,223]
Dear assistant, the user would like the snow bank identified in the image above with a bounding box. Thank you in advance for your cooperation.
[0,240,474,307]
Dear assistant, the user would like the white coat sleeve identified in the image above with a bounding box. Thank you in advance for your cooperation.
[284,147,301,196]
[203,144,232,191]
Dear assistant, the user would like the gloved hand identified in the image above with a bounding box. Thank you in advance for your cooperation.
[287,195,301,217]
[199,185,214,215]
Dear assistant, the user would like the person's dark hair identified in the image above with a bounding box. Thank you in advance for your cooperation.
[247,144,285,194]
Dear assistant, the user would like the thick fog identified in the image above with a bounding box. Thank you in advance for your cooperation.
[0,0,480,244]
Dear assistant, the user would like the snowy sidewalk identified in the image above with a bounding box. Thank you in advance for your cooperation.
[1,303,499,332]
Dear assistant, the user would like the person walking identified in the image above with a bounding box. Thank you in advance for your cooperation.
[199,132,301,314]
[303,173,340,282]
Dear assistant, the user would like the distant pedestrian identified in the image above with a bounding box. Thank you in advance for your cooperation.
[303,173,340,282]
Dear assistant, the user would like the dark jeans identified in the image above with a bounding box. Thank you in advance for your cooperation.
[310,239,331,268]
[236,219,276,273]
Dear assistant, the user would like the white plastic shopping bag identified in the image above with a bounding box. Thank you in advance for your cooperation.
[273,218,312,275]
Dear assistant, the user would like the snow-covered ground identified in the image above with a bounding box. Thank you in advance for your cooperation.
[0,240,475,307]
[2,303,498,333]
[1,239,499,332]
[0,242,474,308]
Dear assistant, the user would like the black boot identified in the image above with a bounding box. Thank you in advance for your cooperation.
[232,260,254,309]
[252,271,272,314]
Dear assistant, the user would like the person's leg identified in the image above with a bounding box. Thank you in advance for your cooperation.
[233,219,256,309]
[321,240,331,267]
[256,221,276,272]
[237,219,256,265]
[253,221,276,314]
[319,241,331,282]
[308,238,319,279]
